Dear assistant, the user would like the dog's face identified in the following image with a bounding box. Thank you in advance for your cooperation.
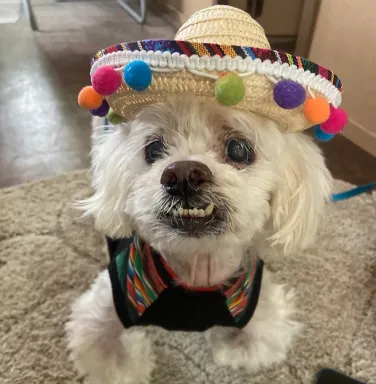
[86,94,332,257]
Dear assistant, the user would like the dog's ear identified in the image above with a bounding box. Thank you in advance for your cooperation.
[268,133,332,254]
[79,120,133,239]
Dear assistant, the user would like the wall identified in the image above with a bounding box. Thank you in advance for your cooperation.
[154,0,216,28]
[309,0,376,156]
[227,0,302,36]
[255,0,302,36]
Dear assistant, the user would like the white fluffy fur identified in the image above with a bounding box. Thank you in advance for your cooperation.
[66,271,156,384]
[66,94,332,383]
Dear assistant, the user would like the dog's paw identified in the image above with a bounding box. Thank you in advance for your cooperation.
[118,329,156,384]
[207,326,290,373]
[207,327,253,371]
[70,328,155,384]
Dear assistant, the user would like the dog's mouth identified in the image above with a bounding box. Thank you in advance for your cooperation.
[171,202,215,219]
[159,200,227,237]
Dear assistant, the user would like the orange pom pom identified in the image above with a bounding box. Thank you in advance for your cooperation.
[304,97,330,124]
[78,86,103,109]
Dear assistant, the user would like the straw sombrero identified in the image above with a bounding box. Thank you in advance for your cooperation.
[78,5,347,140]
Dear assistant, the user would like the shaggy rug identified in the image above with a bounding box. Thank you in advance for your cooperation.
[0,171,375,384]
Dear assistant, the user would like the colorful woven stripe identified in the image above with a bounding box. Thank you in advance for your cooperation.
[92,39,342,90]
[126,241,165,316]
[225,258,257,322]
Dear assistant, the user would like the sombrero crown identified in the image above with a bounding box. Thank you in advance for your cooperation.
[78,5,347,140]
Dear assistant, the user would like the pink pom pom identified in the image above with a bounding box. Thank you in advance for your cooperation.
[92,66,122,96]
[321,106,348,134]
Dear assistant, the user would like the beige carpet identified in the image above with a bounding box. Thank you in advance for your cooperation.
[0,171,375,384]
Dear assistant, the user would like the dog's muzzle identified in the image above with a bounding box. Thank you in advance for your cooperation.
[158,161,227,236]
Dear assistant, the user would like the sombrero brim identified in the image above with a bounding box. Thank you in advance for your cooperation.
[88,39,343,133]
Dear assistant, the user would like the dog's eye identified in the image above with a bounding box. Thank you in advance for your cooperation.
[225,139,254,164]
[145,139,165,164]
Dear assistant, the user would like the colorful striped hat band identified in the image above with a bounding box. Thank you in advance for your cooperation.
[78,5,347,140]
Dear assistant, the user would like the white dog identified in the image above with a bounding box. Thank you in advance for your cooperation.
[66,94,332,383]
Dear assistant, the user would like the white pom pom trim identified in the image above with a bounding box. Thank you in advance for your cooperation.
[90,50,342,107]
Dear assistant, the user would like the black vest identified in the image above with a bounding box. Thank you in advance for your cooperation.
[108,236,263,332]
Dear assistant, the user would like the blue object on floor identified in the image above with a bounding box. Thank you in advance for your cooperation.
[104,116,110,132]
[331,182,376,202]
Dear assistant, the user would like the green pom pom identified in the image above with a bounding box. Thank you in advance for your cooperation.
[107,108,124,125]
[215,72,245,106]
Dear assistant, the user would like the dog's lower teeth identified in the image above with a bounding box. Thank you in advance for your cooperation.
[171,203,215,218]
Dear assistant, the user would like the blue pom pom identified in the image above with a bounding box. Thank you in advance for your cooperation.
[273,80,306,109]
[123,61,152,91]
[313,125,334,141]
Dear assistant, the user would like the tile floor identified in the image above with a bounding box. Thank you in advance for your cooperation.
[0,0,375,188]
[0,0,175,187]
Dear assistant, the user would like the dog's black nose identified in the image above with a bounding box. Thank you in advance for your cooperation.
[160,161,213,197]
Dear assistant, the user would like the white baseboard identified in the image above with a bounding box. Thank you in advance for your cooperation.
[342,119,376,157]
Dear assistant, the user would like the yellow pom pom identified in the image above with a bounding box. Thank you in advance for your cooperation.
[78,86,103,109]
[304,97,330,124]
